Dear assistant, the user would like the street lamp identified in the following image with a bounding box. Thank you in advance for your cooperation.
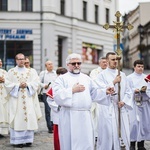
[138,24,144,60]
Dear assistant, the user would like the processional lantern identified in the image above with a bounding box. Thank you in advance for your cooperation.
[103,11,133,150]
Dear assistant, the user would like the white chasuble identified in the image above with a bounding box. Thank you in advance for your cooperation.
[0,69,9,135]
[5,66,42,131]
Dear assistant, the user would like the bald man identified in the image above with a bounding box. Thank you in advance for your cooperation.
[39,61,57,133]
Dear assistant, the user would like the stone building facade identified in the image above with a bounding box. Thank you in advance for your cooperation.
[0,0,118,73]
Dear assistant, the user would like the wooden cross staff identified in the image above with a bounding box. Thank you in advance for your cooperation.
[103,11,133,150]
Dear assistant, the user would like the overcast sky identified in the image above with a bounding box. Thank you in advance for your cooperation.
[119,0,150,15]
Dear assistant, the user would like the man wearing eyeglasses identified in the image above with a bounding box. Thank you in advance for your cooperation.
[24,57,31,68]
[5,53,42,148]
[53,53,115,150]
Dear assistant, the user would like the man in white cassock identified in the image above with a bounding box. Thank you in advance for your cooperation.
[5,53,42,148]
[89,57,107,140]
[95,52,133,150]
[127,60,150,150]
[0,59,9,138]
[53,53,114,150]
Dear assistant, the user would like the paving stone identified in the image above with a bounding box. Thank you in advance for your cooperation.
[1,88,150,150]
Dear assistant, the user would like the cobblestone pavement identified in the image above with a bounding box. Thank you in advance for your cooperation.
[145,141,150,150]
[0,69,150,150]
[0,102,54,150]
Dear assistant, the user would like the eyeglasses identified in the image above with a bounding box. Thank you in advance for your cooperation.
[17,58,25,60]
[69,62,82,66]
[25,62,29,64]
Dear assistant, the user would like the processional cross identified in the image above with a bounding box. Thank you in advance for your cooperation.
[103,11,133,150]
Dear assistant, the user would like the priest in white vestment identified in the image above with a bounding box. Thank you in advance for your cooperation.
[53,53,114,150]
[95,52,133,150]
[127,60,150,150]
[0,66,9,137]
[5,53,42,148]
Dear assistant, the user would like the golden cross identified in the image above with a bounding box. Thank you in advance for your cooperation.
[103,11,133,150]
[14,72,18,76]
[103,11,133,58]
[22,95,26,99]
[23,106,26,110]
[21,89,25,93]
[24,117,27,122]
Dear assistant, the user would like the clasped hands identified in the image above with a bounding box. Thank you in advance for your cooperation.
[19,82,27,88]
[0,76,5,83]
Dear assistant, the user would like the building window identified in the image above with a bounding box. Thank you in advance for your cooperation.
[95,5,98,24]
[82,43,103,64]
[0,0,7,11]
[22,0,32,12]
[60,0,65,15]
[83,1,87,21]
[0,41,33,70]
[58,38,63,67]
[106,8,109,24]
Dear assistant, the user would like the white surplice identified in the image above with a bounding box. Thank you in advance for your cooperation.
[47,96,60,125]
[5,66,42,144]
[90,67,103,80]
[90,67,103,138]
[96,68,133,150]
[53,72,110,150]
[127,72,150,141]
[0,68,9,135]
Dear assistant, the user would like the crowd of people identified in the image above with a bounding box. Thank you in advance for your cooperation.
[0,52,150,150]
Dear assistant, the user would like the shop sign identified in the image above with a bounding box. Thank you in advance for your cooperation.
[0,29,33,40]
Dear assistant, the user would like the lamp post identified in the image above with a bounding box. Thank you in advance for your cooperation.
[138,24,144,60]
